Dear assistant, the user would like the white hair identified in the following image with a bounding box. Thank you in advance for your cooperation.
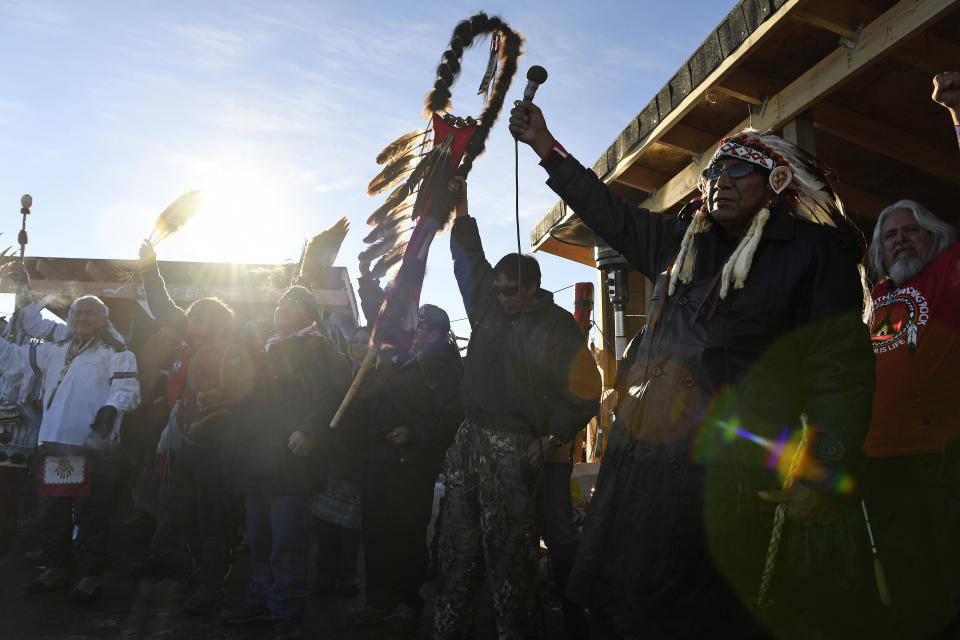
[65,295,126,347]
[867,199,955,282]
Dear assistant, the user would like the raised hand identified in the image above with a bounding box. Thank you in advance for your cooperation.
[448,176,468,218]
[932,72,960,125]
[138,240,157,270]
[508,101,556,158]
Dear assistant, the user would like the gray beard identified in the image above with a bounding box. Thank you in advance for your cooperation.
[887,255,927,286]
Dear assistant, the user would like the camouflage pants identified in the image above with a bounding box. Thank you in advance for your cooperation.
[433,419,540,640]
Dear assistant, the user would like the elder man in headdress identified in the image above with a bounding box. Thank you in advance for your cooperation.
[860,72,960,639]
[510,105,876,638]
[0,288,141,603]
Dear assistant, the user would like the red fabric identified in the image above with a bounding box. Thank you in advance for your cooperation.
[431,114,477,171]
[372,116,477,350]
[864,242,960,457]
[539,140,568,163]
[37,455,91,497]
[573,282,593,329]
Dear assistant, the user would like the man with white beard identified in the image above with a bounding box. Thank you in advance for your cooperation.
[861,72,960,639]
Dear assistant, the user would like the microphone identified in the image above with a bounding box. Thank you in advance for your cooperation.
[522,65,548,102]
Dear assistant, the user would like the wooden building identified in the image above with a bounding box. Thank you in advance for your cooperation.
[0,258,359,351]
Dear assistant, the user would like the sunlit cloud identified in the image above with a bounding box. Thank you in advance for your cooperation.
[172,24,253,61]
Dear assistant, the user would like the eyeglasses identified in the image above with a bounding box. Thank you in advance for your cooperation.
[494,285,520,297]
[701,164,762,183]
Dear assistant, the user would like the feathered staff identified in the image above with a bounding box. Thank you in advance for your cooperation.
[331,12,523,427]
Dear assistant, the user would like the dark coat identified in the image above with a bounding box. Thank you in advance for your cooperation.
[348,341,464,482]
[450,216,601,442]
[544,152,876,637]
[221,332,351,496]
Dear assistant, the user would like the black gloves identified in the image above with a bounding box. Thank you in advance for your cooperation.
[90,405,118,436]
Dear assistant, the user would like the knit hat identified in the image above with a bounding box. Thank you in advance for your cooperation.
[418,304,450,332]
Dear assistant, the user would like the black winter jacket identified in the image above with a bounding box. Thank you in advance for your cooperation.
[450,216,601,443]
[221,332,351,496]
[544,152,876,636]
[349,342,463,481]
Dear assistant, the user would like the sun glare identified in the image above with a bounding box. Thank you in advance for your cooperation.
[177,161,297,265]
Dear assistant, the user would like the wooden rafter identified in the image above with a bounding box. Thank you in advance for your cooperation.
[657,123,717,156]
[791,0,879,38]
[792,0,959,73]
[893,30,960,74]
[614,164,672,192]
[714,68,777,106]
[812,102,960,184]
[833,182,893,220]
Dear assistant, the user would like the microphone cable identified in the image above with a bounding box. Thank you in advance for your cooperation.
[513,136,547,493]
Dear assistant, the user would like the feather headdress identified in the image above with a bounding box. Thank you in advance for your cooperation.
[668,129,854,299]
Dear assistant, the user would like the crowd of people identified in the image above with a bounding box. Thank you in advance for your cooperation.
[0,69,957,640]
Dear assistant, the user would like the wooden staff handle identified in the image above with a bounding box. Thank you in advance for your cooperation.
[330,347,377,428]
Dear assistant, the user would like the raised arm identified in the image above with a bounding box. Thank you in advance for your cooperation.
[356,276,386,326]
[138,241,187,324]
[19,297,69,342]
[509,102,687,280]
[931,73,960,237]
[932,71,960,132]
[448,178,496,325]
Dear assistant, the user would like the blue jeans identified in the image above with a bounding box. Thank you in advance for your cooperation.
[245,495,310,621]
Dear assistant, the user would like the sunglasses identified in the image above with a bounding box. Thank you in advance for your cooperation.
[701,164,762,182]
[494,285,520,296]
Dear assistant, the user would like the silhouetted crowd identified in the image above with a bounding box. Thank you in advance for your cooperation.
[0,72,958,640]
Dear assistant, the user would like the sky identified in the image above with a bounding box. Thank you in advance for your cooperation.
[0,0,733,333]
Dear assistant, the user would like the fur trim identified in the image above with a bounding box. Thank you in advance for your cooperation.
[668,212,711,295]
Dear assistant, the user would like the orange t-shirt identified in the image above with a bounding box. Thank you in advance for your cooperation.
[864,242,960,457]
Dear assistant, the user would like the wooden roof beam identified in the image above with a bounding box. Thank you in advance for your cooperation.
[614,165,671,192]
[791,0,879,39]
[714,68,777,106]
[791,0,959,73]
[893,31,960,74]
[812,102,960,185]
[657,123,717,156]
[638,0,957,214]
[833,182,892,220]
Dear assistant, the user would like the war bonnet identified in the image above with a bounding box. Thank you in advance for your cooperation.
[668,129,848,299]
